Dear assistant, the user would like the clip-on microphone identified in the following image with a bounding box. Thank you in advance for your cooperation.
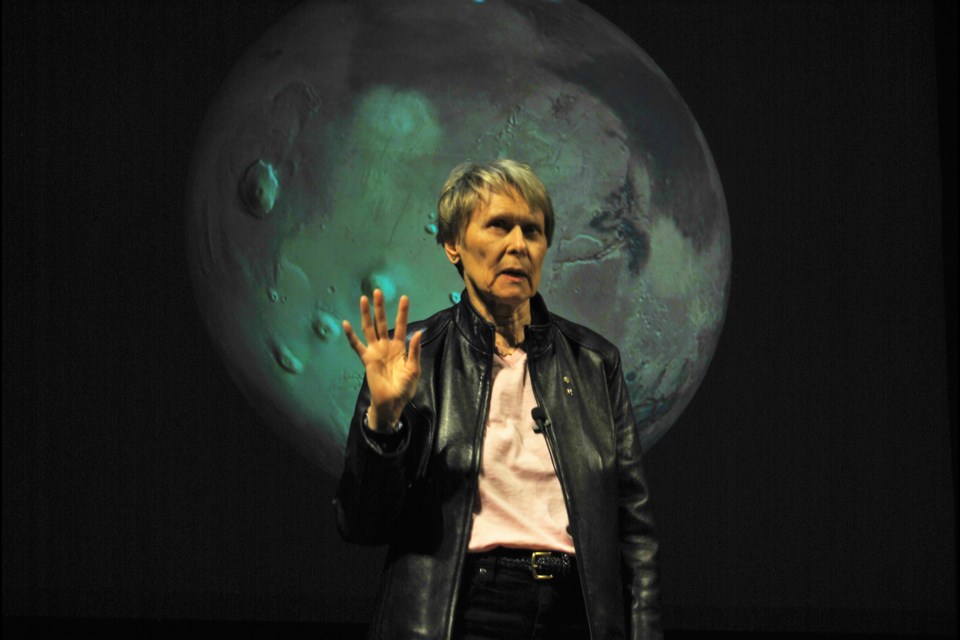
[531,407,549,434]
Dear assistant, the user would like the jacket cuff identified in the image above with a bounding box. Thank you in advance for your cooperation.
[360,411,409,457]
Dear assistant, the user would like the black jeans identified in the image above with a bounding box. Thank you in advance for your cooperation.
[452,553,590,640]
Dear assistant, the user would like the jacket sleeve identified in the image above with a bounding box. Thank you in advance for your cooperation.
[608,350,663,640]
[333,377,429,545]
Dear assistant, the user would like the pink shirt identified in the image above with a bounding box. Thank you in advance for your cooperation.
[467,349,575,554]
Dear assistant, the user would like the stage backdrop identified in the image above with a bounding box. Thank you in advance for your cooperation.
[183,0,731,476]
[3,0,955,635]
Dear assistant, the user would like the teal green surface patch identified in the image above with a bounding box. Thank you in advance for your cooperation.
[344,86,443,158]
[323,86,443,222]
[361,272,398,302]
[271,340,303,374]
[312,310,341,341]
[360,87,439,139]
[240,159,279,218]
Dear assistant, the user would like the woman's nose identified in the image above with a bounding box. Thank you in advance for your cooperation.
[506,225,526,253]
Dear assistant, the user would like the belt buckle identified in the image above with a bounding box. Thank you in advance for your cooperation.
[530,551,555,581]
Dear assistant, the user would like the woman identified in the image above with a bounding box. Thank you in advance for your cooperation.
[335,160,662,639]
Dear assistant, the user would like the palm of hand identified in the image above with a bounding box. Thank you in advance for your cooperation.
[361,334,418,408]
[342,289,423,431]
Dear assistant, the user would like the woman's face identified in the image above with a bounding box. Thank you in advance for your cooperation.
[444,188,548,314]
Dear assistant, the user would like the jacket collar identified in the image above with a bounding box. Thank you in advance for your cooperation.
[454,290,555,358]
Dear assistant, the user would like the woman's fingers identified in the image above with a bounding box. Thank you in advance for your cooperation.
[373,289,389,340]
[342,320,367,358]
[407,329,423,373]
[358,295,377,344]
[394,295,409,343]
[347,291,418,367]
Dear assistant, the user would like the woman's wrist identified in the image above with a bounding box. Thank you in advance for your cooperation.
[365,406,403,433]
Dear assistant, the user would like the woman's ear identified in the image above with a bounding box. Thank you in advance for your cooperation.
[443,242,460,266]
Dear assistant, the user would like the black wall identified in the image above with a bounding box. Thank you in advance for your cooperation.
[3,0,956,635]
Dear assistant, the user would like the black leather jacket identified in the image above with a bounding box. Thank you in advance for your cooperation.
[335,294,662,639]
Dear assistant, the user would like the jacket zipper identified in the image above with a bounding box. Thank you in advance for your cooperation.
[528,357,596,637]
[445,348,494,639]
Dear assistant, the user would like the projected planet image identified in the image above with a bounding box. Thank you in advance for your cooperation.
[186,0,731,475]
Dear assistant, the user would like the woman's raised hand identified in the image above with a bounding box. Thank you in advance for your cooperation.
[342,289,423,432]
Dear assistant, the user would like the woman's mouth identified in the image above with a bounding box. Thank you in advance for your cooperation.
[499,269,528,283]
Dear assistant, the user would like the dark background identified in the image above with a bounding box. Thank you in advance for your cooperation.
[3,0,957,637]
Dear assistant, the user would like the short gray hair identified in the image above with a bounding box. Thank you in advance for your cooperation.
[436,159,555,255]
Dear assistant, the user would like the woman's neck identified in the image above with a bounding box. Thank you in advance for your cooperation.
[465,288,531,355]
[492,311,528,355]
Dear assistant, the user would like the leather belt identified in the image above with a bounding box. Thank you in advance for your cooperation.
[471,549,575,581]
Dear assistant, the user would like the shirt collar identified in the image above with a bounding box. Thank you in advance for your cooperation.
[454,290,555,358]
